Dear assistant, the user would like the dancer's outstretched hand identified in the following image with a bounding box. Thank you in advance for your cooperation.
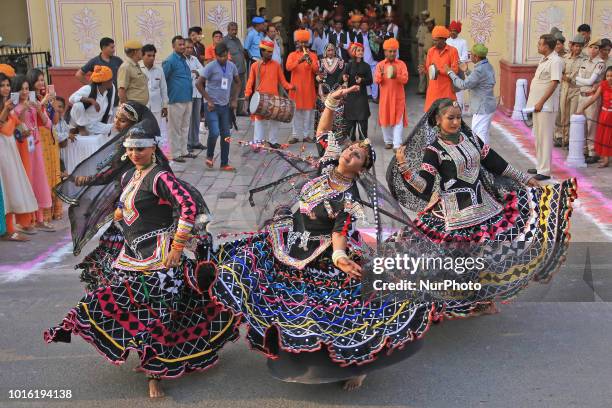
[335,257,362,280]
[329,85,360,101]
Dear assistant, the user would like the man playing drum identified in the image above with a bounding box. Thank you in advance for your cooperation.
[245,40,294,149]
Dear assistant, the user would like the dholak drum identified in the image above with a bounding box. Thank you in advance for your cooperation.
[249,91,295,123]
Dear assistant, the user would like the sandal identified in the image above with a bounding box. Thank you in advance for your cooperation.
[36,222,56,232]
[220,165,236,172]
[1,232,30,242]
[206,158,214,168]
[17,227,37,235]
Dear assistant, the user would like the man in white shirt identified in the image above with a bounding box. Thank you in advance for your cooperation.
[264,24,283,65]
[328,20,348,60]
[184,38,206,154]
[446,21,469,111]
[139,44,168,137]
[68,65,116,135]
[385,13,399,40]
[311,23,328,57]
[359,21,377,100]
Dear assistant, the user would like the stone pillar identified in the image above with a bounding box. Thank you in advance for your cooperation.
[511,79,529,120]
[499,59,537,117]
[565,114,587,168]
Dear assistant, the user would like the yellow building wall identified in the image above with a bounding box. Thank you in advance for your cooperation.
[29,0,245,67]
[28,0,51,52]
[428,0,448,25]
[449,0,510,97]
[449,0,607,96]
[0,0,30,45]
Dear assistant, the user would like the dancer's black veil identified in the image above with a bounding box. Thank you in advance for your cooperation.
[245,134,414,254]
[386,99,523,213]
[55,103,209,255]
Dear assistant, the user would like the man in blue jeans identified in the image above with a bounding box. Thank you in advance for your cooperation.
[196,43,240,171]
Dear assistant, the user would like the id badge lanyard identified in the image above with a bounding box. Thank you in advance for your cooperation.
[220,63,229,90]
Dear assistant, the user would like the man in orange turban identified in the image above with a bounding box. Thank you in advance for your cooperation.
[286,29,319,144]
[446,20,469,110]
[0,64,16,78]
[68,65,116,135]
[245,39,293,148]
[375,37,409,149]
[90,65,113,83]
[419,25,459,111]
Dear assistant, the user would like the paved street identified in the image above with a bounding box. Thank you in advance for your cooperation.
[1,88,612,408]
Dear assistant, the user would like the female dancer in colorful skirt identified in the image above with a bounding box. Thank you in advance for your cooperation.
[45,120,238,399]
[56,102,159,290]
[211,85,435,390]
[386,98,577,315]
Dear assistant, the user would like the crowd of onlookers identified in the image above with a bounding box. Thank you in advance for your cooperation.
[0,3,610,243]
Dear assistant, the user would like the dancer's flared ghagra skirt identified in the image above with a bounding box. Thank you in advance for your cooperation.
[45,256,239,378]
[212,234,437,373]
[390,179,578,316]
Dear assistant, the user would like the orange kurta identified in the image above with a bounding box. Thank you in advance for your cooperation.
[286,50,319,110]
[374,59,409,127]
[245,59,292,121]
[424,45,459,111]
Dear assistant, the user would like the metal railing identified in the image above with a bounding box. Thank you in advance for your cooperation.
[0,46,52,83]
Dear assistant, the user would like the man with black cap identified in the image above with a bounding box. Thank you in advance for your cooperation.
[554,34,585,147]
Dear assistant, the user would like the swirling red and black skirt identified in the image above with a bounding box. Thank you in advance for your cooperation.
[44,258,239,379]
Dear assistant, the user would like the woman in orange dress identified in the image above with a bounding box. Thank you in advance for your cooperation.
[28,68,62,220]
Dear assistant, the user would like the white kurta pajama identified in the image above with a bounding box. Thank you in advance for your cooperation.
[140,63,169,138]
[446,37,469,111]
[68,84,116,135]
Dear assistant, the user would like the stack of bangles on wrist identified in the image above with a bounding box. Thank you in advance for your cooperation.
[324,95,341,111]
[171,220,193,252]
[331,249,349,267]
[397,161,411,177]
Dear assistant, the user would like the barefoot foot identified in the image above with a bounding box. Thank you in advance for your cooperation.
[343,374,366,391]
[472,301,498,316]
[148,379,165,398]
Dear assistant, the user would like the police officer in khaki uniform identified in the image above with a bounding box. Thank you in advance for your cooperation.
[414,10,429,76]
[554,34,585,147]
[526,34,563,180]
[576,38,605,163]
[117,39,149,106]
[418,17,435,95]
